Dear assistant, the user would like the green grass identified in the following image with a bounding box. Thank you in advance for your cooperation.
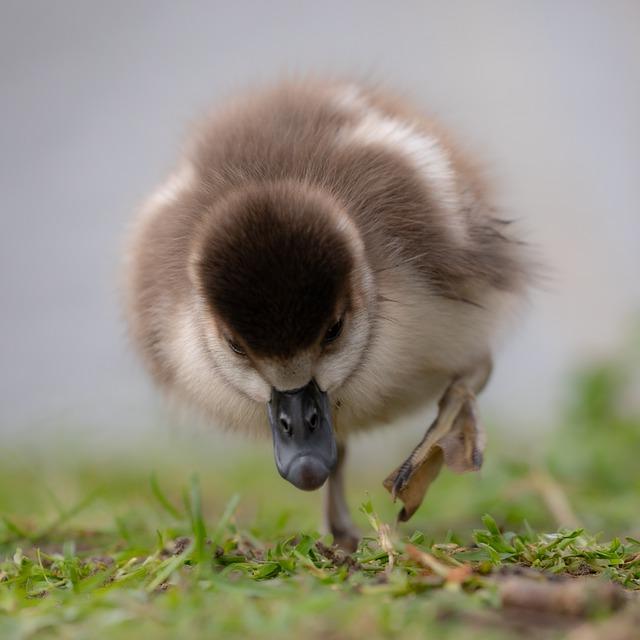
[1,351,639,639]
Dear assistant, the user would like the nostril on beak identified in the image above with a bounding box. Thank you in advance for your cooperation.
[307,408,318,431]
[279,415,292,436]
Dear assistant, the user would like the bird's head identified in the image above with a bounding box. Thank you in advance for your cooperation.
[190,181,375,491]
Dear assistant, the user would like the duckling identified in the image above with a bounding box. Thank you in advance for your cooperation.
[124,77,530,551]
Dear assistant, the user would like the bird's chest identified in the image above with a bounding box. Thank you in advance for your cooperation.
[333,366,450,435]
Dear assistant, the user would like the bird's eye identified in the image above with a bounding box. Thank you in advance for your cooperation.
[227,338,246,357]
[323,317,344,344]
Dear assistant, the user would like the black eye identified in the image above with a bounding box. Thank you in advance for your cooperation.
[227,338,246,357]
[323,317,344,344]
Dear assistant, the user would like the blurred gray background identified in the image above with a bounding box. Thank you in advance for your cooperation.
[1,1,639,444]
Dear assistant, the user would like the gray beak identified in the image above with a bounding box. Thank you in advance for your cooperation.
[267,380,337,491]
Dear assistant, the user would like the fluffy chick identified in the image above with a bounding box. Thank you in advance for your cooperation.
[125,77,530,551]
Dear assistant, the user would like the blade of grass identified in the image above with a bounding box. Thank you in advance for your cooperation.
[150,472,182,519]
[146,543,194,592]
[210,494,240,548]
[2,516,31,540]
[183,474,207,565]
[33,489,101,541]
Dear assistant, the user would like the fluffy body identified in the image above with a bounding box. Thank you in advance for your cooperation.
[125,78,529,442]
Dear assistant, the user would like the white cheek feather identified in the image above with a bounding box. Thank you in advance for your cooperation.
[314,242,376,394]
[164,300,270,435]
[333,85,467,245]
[314,304,370,394]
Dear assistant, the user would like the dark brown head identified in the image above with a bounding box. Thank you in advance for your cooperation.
[199,183,353,360]
[190,181,375,490]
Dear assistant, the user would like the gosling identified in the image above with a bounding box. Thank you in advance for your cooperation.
[124,77,530,551]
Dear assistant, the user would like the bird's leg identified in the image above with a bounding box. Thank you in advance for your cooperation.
[384,358,492,522]
[325,441,360,552]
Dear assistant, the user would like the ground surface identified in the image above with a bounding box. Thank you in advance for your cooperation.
[1,359,639,639]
